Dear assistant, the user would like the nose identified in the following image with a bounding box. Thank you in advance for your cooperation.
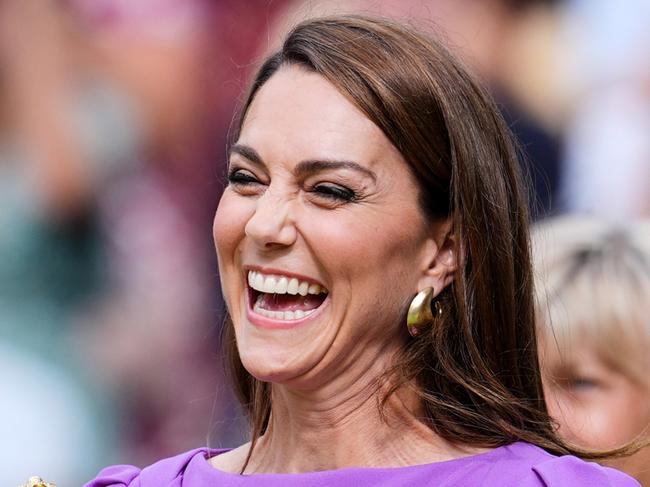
[244,188,297,249]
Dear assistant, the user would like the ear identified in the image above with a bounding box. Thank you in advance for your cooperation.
[417,218,457,297]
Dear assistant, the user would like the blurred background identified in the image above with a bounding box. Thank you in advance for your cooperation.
[1,0,648,485]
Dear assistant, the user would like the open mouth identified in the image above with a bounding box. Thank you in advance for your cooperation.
[247,270,329,321]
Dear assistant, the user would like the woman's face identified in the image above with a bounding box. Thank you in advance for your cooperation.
[214,66,448,389]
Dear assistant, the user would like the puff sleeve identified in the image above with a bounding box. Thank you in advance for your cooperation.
[83,464,141,487]
[82,448,213,487]
[531,455,640,486]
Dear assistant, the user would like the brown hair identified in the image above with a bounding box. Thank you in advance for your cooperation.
[222,14,613,468]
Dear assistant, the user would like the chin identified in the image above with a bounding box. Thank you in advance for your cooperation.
[238,346,312,384]
[234,317,336,385]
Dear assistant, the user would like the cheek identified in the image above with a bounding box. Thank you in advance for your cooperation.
[546,385,647,449]
[604,385,650,443]
[213,192,252,309]
[545,390,603,447]
[213,192,249,264]
[305,209,422,290]
[302,210,422,335]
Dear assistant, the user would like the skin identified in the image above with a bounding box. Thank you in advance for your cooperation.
[211,65,476,473]
[541,337,650,484]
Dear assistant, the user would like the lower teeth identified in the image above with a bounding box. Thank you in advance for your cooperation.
[252,303,315,321]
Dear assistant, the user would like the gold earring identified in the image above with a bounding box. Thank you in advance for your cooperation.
[407,287,435,337]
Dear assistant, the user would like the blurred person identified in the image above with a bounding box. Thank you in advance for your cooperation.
[0,0,125,483]
[0,0,230,481]
[559,0,650,215]
[533,217,650,485]
[86,15,636,486]
[61,0,238,466]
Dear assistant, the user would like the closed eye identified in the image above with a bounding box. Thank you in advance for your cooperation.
[312,183,357,202]
[561,376,601,394]
[567,377,599,389]
[228,168,261,186]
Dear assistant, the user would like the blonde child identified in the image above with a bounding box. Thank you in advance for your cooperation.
[534,217,650,485]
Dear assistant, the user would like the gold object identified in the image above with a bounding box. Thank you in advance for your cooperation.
[19,476,56,487]
[407,287,440,336]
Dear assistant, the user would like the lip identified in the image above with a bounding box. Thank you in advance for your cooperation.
[243,266,330,330]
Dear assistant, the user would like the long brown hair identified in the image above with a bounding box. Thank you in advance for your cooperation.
[221,14,615,467]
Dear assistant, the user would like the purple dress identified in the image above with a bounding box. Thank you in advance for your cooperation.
[84,442,639,486]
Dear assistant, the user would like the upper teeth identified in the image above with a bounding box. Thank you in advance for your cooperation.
[247,271,326,296]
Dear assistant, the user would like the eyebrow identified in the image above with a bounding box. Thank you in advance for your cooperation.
[229,144,264,168]
[229,143,377,182]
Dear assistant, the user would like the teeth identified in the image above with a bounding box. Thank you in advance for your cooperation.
[276,277,288,294]
[253,272,264,291]
[297,281,309,296]
[247,270,327,296]
[247,270,327,321]
[252,299,315,321]
[262,276,276,293]
[287,278,299,295]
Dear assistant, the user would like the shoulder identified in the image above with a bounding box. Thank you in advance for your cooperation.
[207,442,251,473]
[83,448,216,487]
[529,451,639,486]
[481,442,640,487]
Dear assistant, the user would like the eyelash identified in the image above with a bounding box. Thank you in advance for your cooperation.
[227,168,358,203]
[227,168,260,186]
[311,183,357,202]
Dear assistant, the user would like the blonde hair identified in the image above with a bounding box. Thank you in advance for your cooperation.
[533,217,650,387]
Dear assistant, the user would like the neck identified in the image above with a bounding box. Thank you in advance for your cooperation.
[608,449,650,486]
[241,355,479,474]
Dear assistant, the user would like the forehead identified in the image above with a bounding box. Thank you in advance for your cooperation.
[239,65,402,168]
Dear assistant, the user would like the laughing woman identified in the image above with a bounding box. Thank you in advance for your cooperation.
[85,15,638,486]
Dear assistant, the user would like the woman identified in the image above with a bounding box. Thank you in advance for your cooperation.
[85,15,638,486]
[534,217,650,485]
